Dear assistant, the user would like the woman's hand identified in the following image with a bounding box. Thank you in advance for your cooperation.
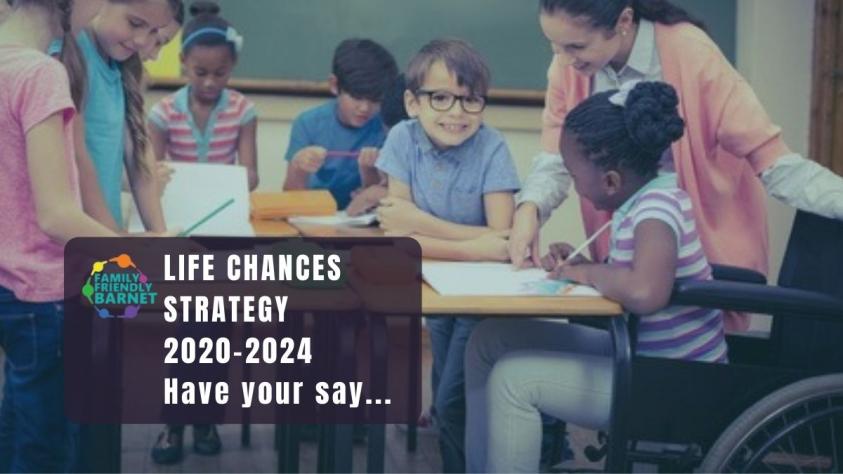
[509,203,541,268]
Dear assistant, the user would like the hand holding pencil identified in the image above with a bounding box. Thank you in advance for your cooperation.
[292,146,328,173]
[545,220,612,281]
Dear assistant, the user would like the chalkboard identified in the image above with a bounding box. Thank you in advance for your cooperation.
[177,0,736,97]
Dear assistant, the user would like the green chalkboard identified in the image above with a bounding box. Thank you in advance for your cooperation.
[207,0,736,92]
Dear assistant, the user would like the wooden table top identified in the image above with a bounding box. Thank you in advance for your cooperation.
[252,219,623,317]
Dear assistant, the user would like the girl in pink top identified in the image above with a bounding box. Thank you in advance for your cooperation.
[508,0,843,331]
[0,0,120,470]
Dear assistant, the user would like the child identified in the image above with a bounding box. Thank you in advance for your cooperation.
[146,2,249,465]
[140,0,183,61]
[148,0,258,192]
[0,0,122,470]
[464,81,728,472]
[375,38,521,472]
[73,0,181,232]
[283,38,398,210]
[345,73,409,216]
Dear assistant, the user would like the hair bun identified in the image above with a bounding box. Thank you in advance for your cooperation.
[623,82,685,154]
[189,0,220,17]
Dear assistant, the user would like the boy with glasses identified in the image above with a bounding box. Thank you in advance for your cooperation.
[375,38,520,472]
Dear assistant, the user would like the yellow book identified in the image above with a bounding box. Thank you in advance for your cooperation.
[250,190,337,220]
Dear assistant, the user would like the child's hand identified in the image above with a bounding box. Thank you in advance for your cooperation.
[377,197,422,235]
[548,260,590,285]
[292,146,327,173]
[347,185,387,216]
[357,147,379,169]
[128,228,181,238]
[469,230,511,262]
[541,242,590,271]
[155,162,173,196]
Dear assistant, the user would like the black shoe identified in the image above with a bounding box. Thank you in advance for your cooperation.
[193,424,222,456]
[540,420,574,472]
[150,427,184,465]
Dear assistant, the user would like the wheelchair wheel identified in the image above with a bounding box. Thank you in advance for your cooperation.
[701,373,843,473]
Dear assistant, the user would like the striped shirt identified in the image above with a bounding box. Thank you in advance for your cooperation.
[610,173,728,363]
[149,86,256,164]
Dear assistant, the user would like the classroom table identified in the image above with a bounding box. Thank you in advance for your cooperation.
[73,221,628,472]
[250,218,300,237]
[287,221,632,473]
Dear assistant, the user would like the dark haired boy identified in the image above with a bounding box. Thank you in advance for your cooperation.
[283,38,398,209]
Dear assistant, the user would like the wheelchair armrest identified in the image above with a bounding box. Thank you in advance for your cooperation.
[671,280,843,321]
[710,264,766,284]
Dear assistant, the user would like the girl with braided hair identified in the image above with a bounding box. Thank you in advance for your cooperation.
[465,82,728,472]
[0,0,123,470]
[72,0,182,232]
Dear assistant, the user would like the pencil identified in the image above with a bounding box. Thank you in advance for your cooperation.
[326,150,360,158]
[178,198,235,237]
[563,220,613,264]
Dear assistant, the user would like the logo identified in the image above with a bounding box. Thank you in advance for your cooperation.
[81,254,157,319]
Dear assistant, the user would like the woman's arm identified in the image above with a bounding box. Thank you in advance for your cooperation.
[698,46,843,220]
[760,154,843,220]
[29,114,117,240]
[556,219,677,315]
[237,119,259,191]
[73,114,121,231]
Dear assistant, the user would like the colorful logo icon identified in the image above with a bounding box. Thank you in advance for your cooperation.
[81,254,157,319]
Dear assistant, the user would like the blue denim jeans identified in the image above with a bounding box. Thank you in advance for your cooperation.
[426,315,479,473]
[0,286,73,472]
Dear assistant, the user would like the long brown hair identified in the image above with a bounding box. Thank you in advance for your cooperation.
[109,0,182,173]
[12,0,88,108]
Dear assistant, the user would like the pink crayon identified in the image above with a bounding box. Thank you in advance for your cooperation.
[326,150,360,158]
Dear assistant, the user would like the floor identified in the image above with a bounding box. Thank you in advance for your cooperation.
[0,328,604,473]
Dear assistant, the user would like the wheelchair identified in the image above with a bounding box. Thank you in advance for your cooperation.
[587,211,843,473]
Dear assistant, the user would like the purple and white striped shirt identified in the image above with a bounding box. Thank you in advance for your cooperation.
[609,173,728,363]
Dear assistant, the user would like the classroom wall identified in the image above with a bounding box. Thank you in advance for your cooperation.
[736,0,814,282]
[145,0,815,282]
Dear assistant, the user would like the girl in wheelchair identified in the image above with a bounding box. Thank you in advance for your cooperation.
[464,81,728,472]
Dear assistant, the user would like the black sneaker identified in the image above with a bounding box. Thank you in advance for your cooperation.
[150,427,184,465]
[193,424,222,456]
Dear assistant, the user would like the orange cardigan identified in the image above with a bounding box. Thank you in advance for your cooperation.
[540,23,790,330]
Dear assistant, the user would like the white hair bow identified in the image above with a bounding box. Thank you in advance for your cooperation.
[608,80,641,107]
[226,26,244,53]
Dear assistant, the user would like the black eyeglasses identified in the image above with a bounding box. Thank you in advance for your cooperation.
[415,90,487,114]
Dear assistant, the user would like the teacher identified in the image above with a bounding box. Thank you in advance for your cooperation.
[509,0,843,330]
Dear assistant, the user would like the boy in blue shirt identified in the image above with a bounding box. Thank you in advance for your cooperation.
[283,38,398,210]
[375,38,520,472]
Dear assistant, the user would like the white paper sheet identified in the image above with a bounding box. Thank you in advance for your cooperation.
[128,162,254,236]
[288,211,377,227]
[422,262,601,297]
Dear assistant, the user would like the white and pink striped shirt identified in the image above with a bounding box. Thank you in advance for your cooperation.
[609,173,728,363]
[149,86,256,164]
